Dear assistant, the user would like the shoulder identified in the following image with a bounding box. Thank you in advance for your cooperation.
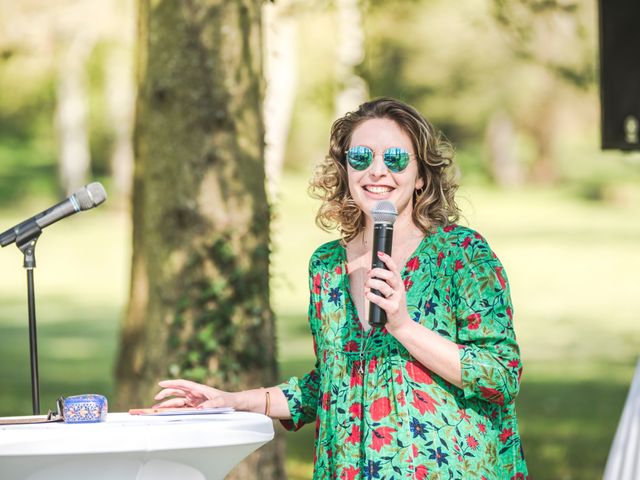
[308,239,343,273]
[436,224,502,268]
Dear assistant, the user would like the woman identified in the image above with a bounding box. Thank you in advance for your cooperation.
[155,98,529,479]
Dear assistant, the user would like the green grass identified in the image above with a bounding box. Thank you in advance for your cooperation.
[1,169,640,479]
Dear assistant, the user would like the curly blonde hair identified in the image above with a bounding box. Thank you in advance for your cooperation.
[309,97,460,243]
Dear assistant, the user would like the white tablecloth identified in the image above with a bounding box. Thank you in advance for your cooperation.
[604,359,640,480]
[0,411,274,480]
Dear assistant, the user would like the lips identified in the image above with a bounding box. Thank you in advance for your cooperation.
[364,185,394,194]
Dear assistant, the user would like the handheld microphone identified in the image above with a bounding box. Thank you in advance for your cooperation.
[0,182,107,247]
[368,200,398,328]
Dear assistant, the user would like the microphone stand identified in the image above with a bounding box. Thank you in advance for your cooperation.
[15,223,43,415]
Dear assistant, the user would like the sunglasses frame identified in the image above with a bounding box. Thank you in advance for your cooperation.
[345,146,414,173]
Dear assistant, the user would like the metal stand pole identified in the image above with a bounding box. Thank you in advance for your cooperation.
[16,225,42,415]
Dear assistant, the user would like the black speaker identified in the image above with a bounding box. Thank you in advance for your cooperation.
[598,0,640,150]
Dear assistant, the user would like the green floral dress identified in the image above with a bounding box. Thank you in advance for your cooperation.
[279,225,529,479]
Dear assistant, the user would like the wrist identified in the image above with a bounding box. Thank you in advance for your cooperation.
[386,317,414,339]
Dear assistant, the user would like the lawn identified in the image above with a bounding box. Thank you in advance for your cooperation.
[1,169,639,479]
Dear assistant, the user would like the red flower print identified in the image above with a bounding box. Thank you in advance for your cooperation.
[479,386,505,406]
[506,306,513,320]
[395,369,404,385]
[437,251,445,266]
[461,236,471,249]
[368,357,378,373]
[350,364,363,387]
[510,474,525,480]
[369,426,396,452]
[444,225,456,232]
[508,359,519,369]
[335,265,342,275]
[313,273,321,294]
[477,422,487,434]
[341,466,360,480]
[344,341,358,352]
[322,392,331,411]
[370,397,392,421]
[467,313,482,330]
[349,402,362,419]
[407,256,420,271]
[397,391,406,406]
[495,266,506,289]
[412,390,439,415]
[406,361,434,384]
[415,465,429,480]
[466,435,479,450]
[499,427,514,444]
[454,259,464,271]
[315,301,322,320]
[412,444,419,457]
[404,278,414,291]
[346,424,360,444]
[458,408,471,422]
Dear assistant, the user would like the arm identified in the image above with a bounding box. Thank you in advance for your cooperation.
[367,237,522,405]
[366,251,462,388]
[155,256,325,424]
[153,379,292,419]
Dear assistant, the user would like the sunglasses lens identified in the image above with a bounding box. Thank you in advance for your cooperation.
[384,148,410,172]
[346,146,373,170]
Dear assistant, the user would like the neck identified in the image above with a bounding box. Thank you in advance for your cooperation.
[362,207,419,244]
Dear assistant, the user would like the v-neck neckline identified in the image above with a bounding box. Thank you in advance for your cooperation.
[340,233,430,333]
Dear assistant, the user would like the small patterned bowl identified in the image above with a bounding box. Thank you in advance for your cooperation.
[63,394,108,423]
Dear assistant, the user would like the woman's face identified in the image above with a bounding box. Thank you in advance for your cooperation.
[347,117,424,225]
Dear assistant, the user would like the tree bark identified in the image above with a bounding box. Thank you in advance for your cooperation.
[115,0,285,477]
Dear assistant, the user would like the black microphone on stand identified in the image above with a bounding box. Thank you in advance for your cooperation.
[0,181,106,415]
[368,200,398,328]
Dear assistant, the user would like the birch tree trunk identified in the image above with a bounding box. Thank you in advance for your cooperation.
[115,1,284,477]
[55,33,93,195]
[335,0,368,116]
[263,0,297,200]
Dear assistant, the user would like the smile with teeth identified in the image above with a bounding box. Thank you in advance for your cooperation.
[364,185,393,194]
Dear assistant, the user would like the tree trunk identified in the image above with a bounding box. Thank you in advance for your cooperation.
[485,110,523,188]
[55,33,93,195]
[335,0,368,116]
[115,1,285,477]
[263,0,297,200]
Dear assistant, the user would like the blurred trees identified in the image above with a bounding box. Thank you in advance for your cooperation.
[0,0,134,199]
[0,0,605,201]
[113,1,284,477]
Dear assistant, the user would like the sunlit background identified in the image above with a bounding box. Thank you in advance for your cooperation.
[1,1,639,479]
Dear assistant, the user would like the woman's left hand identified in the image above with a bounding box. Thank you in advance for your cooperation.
[365,251,411,333]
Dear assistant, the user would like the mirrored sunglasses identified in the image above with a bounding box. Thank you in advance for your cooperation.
[345,146,412,173]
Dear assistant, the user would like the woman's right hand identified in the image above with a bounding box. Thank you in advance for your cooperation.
[153,379,237,409]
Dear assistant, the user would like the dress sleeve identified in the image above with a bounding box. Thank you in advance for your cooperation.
[278,258,322,431]
[453,233,522,406]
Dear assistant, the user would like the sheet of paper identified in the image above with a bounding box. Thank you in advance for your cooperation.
[128,407,234,416]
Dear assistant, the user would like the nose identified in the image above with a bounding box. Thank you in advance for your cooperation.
[369,151,388,176]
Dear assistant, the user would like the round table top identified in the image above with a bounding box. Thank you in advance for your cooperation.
[0,411,274,456]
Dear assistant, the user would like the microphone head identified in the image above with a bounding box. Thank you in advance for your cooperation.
[372,200,398,225]
[74,182,107,210]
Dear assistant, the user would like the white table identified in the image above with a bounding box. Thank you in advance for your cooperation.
[0,411,274,480]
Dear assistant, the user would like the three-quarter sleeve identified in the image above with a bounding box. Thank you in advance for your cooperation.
[278,258,323,431]
[453,232,522,406]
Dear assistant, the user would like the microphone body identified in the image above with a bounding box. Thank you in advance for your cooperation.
[0,182,107,247]
[368,201,398,328]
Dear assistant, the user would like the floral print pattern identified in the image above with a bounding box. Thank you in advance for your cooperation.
[279,225,528,479]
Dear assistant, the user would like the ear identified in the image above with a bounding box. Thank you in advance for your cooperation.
[414,175,424,191]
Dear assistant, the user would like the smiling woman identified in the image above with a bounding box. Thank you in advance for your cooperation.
[154,98,529,480]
